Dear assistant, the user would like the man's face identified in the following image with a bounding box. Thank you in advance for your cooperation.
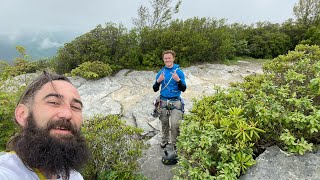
[30,80,83,138]
[10,80,89,177]
[163,53,175,68]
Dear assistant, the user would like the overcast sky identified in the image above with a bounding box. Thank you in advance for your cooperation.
[1,0,298,36]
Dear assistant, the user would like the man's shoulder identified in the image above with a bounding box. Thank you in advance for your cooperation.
[70,171,84,180]
[0,152,35,179]
[0,153,84,180]
[157,67,165,73]
[173,65,183,72]
[176,68,185,76]
[0,152,14,165]
[0,152,24,171]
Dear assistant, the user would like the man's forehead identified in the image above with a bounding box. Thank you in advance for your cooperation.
[38,80,80,98]
[164,53,173,57]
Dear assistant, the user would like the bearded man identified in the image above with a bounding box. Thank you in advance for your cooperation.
[0,72,90,180]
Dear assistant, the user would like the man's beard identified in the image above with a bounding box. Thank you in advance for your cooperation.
[8,113,90,179]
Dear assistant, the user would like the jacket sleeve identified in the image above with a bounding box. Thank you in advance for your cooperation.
[178,81,186,92]
[153,81,160,92]
[153,71,161,92]
[177,69,187,92]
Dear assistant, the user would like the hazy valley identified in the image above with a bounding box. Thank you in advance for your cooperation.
[0,30,81,62]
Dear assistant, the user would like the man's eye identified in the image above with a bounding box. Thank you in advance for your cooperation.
[48,101,60,105]
[72,105,82,111]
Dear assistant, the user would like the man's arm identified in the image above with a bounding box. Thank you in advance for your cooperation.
[177,80,186,92]
[177,70,187,92]
[153,82,160,92]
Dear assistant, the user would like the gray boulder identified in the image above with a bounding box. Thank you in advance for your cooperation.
[70,62,263,135]
[240,146,320,180]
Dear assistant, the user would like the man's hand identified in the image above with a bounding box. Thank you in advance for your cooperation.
[171,70,180,82]
[157,73,165,83]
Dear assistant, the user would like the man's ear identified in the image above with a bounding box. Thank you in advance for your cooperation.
[15,104,29,127]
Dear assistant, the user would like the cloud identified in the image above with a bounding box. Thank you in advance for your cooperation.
[1,0,296,36]
[39,38,63,49]
[1,30,24,43]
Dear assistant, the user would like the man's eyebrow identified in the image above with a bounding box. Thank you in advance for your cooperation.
[43,93,83,108]
[43,93,63,100]
[73,98,83,108]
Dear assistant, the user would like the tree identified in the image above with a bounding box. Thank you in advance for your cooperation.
[54,23,128,74]
[132,0,182,30]
[132,6,149,32]
[293,0,320,26]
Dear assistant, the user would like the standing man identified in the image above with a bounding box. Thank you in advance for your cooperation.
[153,50,187,148]
[0,72,90,180]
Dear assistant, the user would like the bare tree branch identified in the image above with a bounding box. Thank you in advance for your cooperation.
[293,0,320,26]
[132,0,182,30]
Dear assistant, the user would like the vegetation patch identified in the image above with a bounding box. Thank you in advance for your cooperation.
[175,44,320,179]
[71,61,112,79]
[81,115,147,179]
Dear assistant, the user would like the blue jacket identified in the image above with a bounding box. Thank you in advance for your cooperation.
[154,64,186,98]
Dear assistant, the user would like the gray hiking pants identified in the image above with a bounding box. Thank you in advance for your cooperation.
[159,99,183,144]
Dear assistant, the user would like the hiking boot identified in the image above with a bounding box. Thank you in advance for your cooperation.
[160,141,168,148]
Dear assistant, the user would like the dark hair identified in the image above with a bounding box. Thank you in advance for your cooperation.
[18,71,72,106]
[162,50,176,58]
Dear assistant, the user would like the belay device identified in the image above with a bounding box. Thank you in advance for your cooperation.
[161,144,178,165]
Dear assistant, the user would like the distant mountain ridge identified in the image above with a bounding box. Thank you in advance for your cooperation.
[0,30,81,62]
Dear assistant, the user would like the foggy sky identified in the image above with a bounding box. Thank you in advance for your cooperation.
[1,0,297,36]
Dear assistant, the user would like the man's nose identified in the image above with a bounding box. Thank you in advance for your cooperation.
[57,104,73,119]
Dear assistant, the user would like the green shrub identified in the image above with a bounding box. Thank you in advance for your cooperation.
[0,88,18,151]
[0,54,39,151]
[0,77,25,151]
[247,22,292,59]
[55,23,128,74]
[300,24,320,46]
[175,87,263,179]
[81,115,147,180]
[175,44,320,179]
[252,44,320,152]
[71,61,112,79]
